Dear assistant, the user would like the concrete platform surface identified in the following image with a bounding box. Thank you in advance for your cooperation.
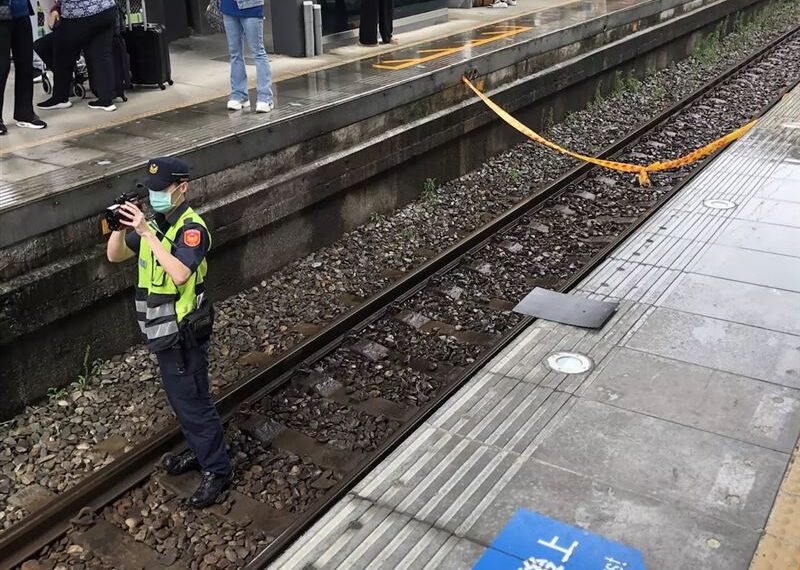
[267,84,800,568]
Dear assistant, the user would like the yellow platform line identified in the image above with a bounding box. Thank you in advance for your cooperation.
[373,25,532,70]
[750,442,800,570]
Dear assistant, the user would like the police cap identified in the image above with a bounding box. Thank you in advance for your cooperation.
[138,157,191,192]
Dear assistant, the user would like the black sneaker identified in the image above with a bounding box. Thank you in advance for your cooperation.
[162,450,200,476]
[87,99,117,112]
[33,68,43,83]
[37,97,72,110]
[16,117,47,130]
[189,470,233,508]
[0,122,6,135]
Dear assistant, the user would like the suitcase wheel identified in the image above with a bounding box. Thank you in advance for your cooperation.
[122,95,128,102]
[74,83,86,99]
[42,74,52,94]
[168,80,174,86]
[159,84,166,90]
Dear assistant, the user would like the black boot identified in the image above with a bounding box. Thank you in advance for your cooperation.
[190,470,233,508]
[162,450,200,475]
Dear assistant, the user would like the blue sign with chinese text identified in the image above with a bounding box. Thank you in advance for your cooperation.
[473,509,646,570]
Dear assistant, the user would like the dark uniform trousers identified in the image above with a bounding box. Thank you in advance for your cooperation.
[359,0,393,45]
[156,342,231,476]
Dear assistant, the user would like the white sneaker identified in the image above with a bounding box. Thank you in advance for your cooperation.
[255,100,274,113]
[507,0,517,5]
[491,0,509,6]
[227,99,246,111]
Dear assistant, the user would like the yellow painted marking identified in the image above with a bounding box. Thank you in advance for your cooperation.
[373,25,532,71]
[750,443,800,570]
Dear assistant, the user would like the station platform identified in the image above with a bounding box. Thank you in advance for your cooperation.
[269,83,800,569]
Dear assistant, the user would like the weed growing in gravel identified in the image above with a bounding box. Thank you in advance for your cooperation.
[421,178,440,206]
[590,82,606,110]
[70,346,101,394]
[623,75,643,95]
[508,169,523,183]
[543,107,555,130]
[47,386,67,400]
[369,212,386,224]
[693,24,724,67]
[400,227,416,240]
[649,83,668,101]
[611,70,625,98]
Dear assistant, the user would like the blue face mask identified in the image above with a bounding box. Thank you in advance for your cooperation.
[148,189,173,213]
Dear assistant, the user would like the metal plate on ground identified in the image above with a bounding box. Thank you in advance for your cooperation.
[513,288,619,328]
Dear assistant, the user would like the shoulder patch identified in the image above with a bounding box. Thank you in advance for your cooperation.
[183,228,202,248]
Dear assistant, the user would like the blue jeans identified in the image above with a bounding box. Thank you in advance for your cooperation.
[223,14,273,104]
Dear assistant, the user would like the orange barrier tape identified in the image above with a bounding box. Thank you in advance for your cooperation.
[462,76,756,186]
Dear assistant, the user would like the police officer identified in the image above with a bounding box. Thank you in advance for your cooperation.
[106,157,232,508]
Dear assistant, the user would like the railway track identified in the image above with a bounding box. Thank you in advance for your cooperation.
[4,23,800,570]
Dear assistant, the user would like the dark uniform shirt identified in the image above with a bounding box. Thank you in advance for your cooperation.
[125,201,210,272]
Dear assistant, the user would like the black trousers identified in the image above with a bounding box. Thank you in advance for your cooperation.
[359,0,393,45]
[156,342,232,476]
[33,32,55,71]
[51,7,116,103]
[0,17,36,123]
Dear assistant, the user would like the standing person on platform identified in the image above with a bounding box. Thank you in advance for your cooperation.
[106,157,233,508]
[359,0,393,46]
[0,0,47,134]
[221,0,274,113]
[36,0,118,112]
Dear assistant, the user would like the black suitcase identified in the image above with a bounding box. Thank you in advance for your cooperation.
[111,34,131,101]
[122,24,173,90]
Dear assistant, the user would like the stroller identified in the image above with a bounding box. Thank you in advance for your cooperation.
[40,54,90,99]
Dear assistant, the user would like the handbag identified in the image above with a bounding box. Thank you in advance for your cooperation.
[179,300,215,347]
[205,0,224,33]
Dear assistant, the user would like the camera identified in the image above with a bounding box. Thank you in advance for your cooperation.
[103,192,141,232]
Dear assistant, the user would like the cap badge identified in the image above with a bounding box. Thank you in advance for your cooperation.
[149,163,159,174]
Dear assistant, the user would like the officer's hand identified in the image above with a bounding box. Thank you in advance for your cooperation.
[48,10,59,29]
[119,202,150,236]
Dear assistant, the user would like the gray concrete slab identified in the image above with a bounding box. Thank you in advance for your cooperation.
[10,142,108,167]
[532,399,787,528]
[659,273,800,335]
[625,307,800,389]
[469,458,762,570]
[714,218,800,258]
[0,157,61,183]
[690,244,800,293]
[581,346,800,452]
[756,178,800,203]
[772,159,800,182]
[735,197,800,228]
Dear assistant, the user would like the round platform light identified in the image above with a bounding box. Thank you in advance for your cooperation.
[546,352,594,374]
[703,198,737,210]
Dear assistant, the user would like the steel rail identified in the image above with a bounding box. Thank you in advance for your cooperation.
[1,23,797,570]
